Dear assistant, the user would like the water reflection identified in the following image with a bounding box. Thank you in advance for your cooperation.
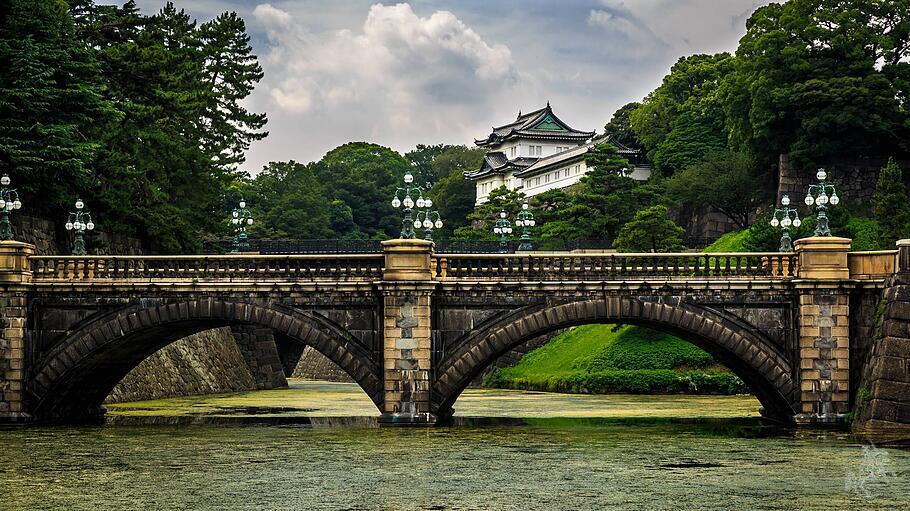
[2,381,910,510]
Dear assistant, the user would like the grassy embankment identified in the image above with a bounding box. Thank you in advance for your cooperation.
[485,233,752,396]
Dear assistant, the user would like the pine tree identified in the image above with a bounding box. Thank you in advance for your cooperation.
[614,205,686,253]
[873,158,910,246]
[199,12,268,171]
[0,0,118,214]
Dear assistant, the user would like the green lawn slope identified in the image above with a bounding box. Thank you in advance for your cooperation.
[485,325,748,395]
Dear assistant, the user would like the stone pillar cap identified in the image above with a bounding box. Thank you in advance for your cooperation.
[896,239,910,248]
[794,236,852,249]
[381,238,434,249]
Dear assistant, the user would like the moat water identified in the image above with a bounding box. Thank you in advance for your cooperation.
[2,380,910,510]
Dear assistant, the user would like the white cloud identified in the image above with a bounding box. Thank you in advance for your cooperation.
[244,2,520,167]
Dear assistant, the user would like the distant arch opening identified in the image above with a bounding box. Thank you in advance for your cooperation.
[28,299,383,422]
[432,297,797,423]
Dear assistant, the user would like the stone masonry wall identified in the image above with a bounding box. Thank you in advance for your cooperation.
[12,214,144,256]
[293,346,355,382]
[777,154,910,212]
[106,328,257,403]
[854,274,910,431]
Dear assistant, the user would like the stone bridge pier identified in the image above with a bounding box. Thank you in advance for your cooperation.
[0,236,908,432]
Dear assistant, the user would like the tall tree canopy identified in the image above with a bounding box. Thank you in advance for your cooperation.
[603,102,642,151]
[0,1,268,252]
[0,0,119,216]
[630,53,732,177]
[722,0,910,168]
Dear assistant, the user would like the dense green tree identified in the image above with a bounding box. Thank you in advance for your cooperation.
[0,0,119,216]
[243,161,334,239]
[667,150,768,229]
[311,142,411,239]
[873,158,910,245]
[723,0,909,168]
[428,145,483,235]
[61,1,268,252]
[603,102,642,151]
[452,185,525,240]
[630,53,733,176]
[405,143,452,188]
[199,11,268,170]
[614,205,685,253]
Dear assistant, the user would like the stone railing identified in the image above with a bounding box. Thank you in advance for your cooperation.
[29,254,385,283]
[847,251,898,281]
[434,252,798,281]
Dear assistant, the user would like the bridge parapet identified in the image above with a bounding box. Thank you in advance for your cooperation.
[28,254,384,283]
[435,252,798,281]
[848,250,899,281]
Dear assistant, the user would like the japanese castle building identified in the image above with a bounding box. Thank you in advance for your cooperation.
[465,103,648,204]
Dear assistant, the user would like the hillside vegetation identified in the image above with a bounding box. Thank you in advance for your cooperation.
[485,325,748,395]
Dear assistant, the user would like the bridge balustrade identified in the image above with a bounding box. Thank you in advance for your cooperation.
[435,252,798,281]
[29,254,385,282]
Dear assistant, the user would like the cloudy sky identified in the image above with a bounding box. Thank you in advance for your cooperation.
[105,0,771,172]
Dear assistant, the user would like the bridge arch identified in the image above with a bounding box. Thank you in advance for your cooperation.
[432,296,798,422]
[27,298,383,422]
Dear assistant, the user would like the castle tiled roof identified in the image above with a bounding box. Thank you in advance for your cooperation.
[463,152,536,180]
[474,103,595,148]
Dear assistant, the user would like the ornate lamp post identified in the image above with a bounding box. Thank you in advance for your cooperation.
[414,210,443,242]
[0,174,23,241]
[493,210,513,253]
[230,198,254,252]
[770,195,801,252]
[804,168,840,237]
[515,202,536,251]
[391,171,432,239]
[64,198,95,255]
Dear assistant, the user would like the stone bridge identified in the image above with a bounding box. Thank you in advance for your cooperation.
[1,237,908,432]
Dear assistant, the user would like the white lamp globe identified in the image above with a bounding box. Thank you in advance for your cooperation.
[816,169,827,181]
[392,197,401,208]
[86,221,95,230]
[830,194,839,205]
[404,173,414,184]
[793,218,802,227]
[804,195,814,206]
[529,220,535,226]
[0,200,6,209]
[506,227,513,234]
[13,200,21,209]
[75,199,84,210]
[425,199,433,207]
[494,227,502,234]
[434,220,443,229]
[65,221,73,231]
[247,218,253,225]
[403,197,414,208]
[770,217,780,227]
[515,220,523,227]
[0,175,9,186]
[232,211,239,218]
[232,218,238,225]
[239,201,246,209]
[413,220,421,228]
[522,203,529,210]
[817,193,828,205]
[781,195,790,206]
[500,211,506,218]
[423,219,432,228]
[781,217,792,227]
[416,198,425,208]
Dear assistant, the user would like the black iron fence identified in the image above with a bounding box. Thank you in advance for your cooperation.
[202,239,617,255]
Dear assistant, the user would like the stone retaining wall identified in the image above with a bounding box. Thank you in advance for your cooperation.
[854,273,910,433]
[106,328,257,403]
